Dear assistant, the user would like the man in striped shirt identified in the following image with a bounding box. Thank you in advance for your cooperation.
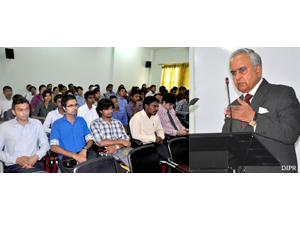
[157,93,188,138]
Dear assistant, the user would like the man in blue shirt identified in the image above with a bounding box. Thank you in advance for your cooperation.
[116,86,128,126]
[50,95,94,171]
[75,86,85,107]
[110,96,128,126]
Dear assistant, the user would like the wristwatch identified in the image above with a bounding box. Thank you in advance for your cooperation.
[249,112,258,127]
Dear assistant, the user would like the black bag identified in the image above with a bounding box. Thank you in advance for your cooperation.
[42,153,58,173]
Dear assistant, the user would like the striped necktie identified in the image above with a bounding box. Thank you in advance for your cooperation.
[240,94,253,129]
[167,110,178,131]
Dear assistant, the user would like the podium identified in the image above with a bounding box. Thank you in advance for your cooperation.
[189,132,281,173]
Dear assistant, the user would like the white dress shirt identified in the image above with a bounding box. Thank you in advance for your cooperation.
[145,91,155,97]
[242,78,263,99]
[241,78,263,131]
[77,103,99,129]
[43,109,64,133]
[0,118,50,166]
[24,91,33,102]
[129,109,165,144]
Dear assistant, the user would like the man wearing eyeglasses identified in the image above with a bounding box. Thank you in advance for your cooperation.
[50,94,94,171]
[222,48,300,172]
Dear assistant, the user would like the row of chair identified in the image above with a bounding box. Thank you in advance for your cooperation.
[67,136,189,173]
[127,136,189,173]
[0,136,189,173]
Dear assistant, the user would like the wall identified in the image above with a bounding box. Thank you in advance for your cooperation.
[0,47,189,96]
[0,47,114,95]
[190,47,300,164]
[112,47,152,89]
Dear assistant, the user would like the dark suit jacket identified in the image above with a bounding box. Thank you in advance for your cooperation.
[222,79,300,172]
[3,109,15,121]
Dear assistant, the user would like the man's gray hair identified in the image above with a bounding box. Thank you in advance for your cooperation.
[230,48,262,67]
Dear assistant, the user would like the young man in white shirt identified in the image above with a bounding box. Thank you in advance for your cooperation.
[0,86,13,119]
[145,85,156,97]
[24,84,32,102]
[0,96,50,172]
[43,94,64,134]
[77,91,99,129]
[129,96,170,160]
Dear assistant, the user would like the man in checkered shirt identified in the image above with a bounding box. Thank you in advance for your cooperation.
[90,98,132,167]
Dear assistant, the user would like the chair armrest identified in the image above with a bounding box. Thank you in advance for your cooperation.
[0,160,4,173]
[130,138,143,148]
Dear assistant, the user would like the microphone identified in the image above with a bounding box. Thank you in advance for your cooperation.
[189,98,199,107]
[225,77,233,133]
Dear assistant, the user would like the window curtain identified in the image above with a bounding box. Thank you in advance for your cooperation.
[161,63,189,91]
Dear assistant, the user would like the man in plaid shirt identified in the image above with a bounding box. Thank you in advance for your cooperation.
[90,99,132,167]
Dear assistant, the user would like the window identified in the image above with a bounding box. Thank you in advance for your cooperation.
[161,63,189,91]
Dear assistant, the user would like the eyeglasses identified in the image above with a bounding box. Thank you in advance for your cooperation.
[66,104,79,108]
[230,66,248,77]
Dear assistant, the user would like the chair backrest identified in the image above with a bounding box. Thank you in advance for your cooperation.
[73,156,117,173]
[176,113,189,128]
[168,137,189,166]
[128,144,161,173]
[127,124,143,148]
[0,161,4,173]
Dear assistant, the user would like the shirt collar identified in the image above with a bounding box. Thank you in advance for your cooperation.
[12,117,33,127]
[141,109,148,117]
[62,114,78,123]
[99,117,112,123]
[141,109,156,119]
[159,105,168,113]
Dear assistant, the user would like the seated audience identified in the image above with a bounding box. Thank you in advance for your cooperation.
[129,96,169,160]
[61,85,68,95]
[104,84,116,99]
[28,85,37,103]
[2,94,23,121]
[24,84,32,102]
[176,86,187,101]
[50,95,94,170]
[31,84,46,112]
[146,85,156,97]
[116,86,129,125]
[32,90,56,123]
[92,87,103,105]
[154,93,163,104]
[77,91,99,128]
[52,86,60,99]
[90,99,132,167]
[47,83,53,91]
[159,85,168,96]
[88,85,94,91]
[0,86,13,119]
[43,94,64,134]
[75,86,85,107]
[175,90,189,116]
[110,96,128,127]
[157,93,188,138]
[0,96,49,173]
[170,86,178,95]
[126,90,143,119]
